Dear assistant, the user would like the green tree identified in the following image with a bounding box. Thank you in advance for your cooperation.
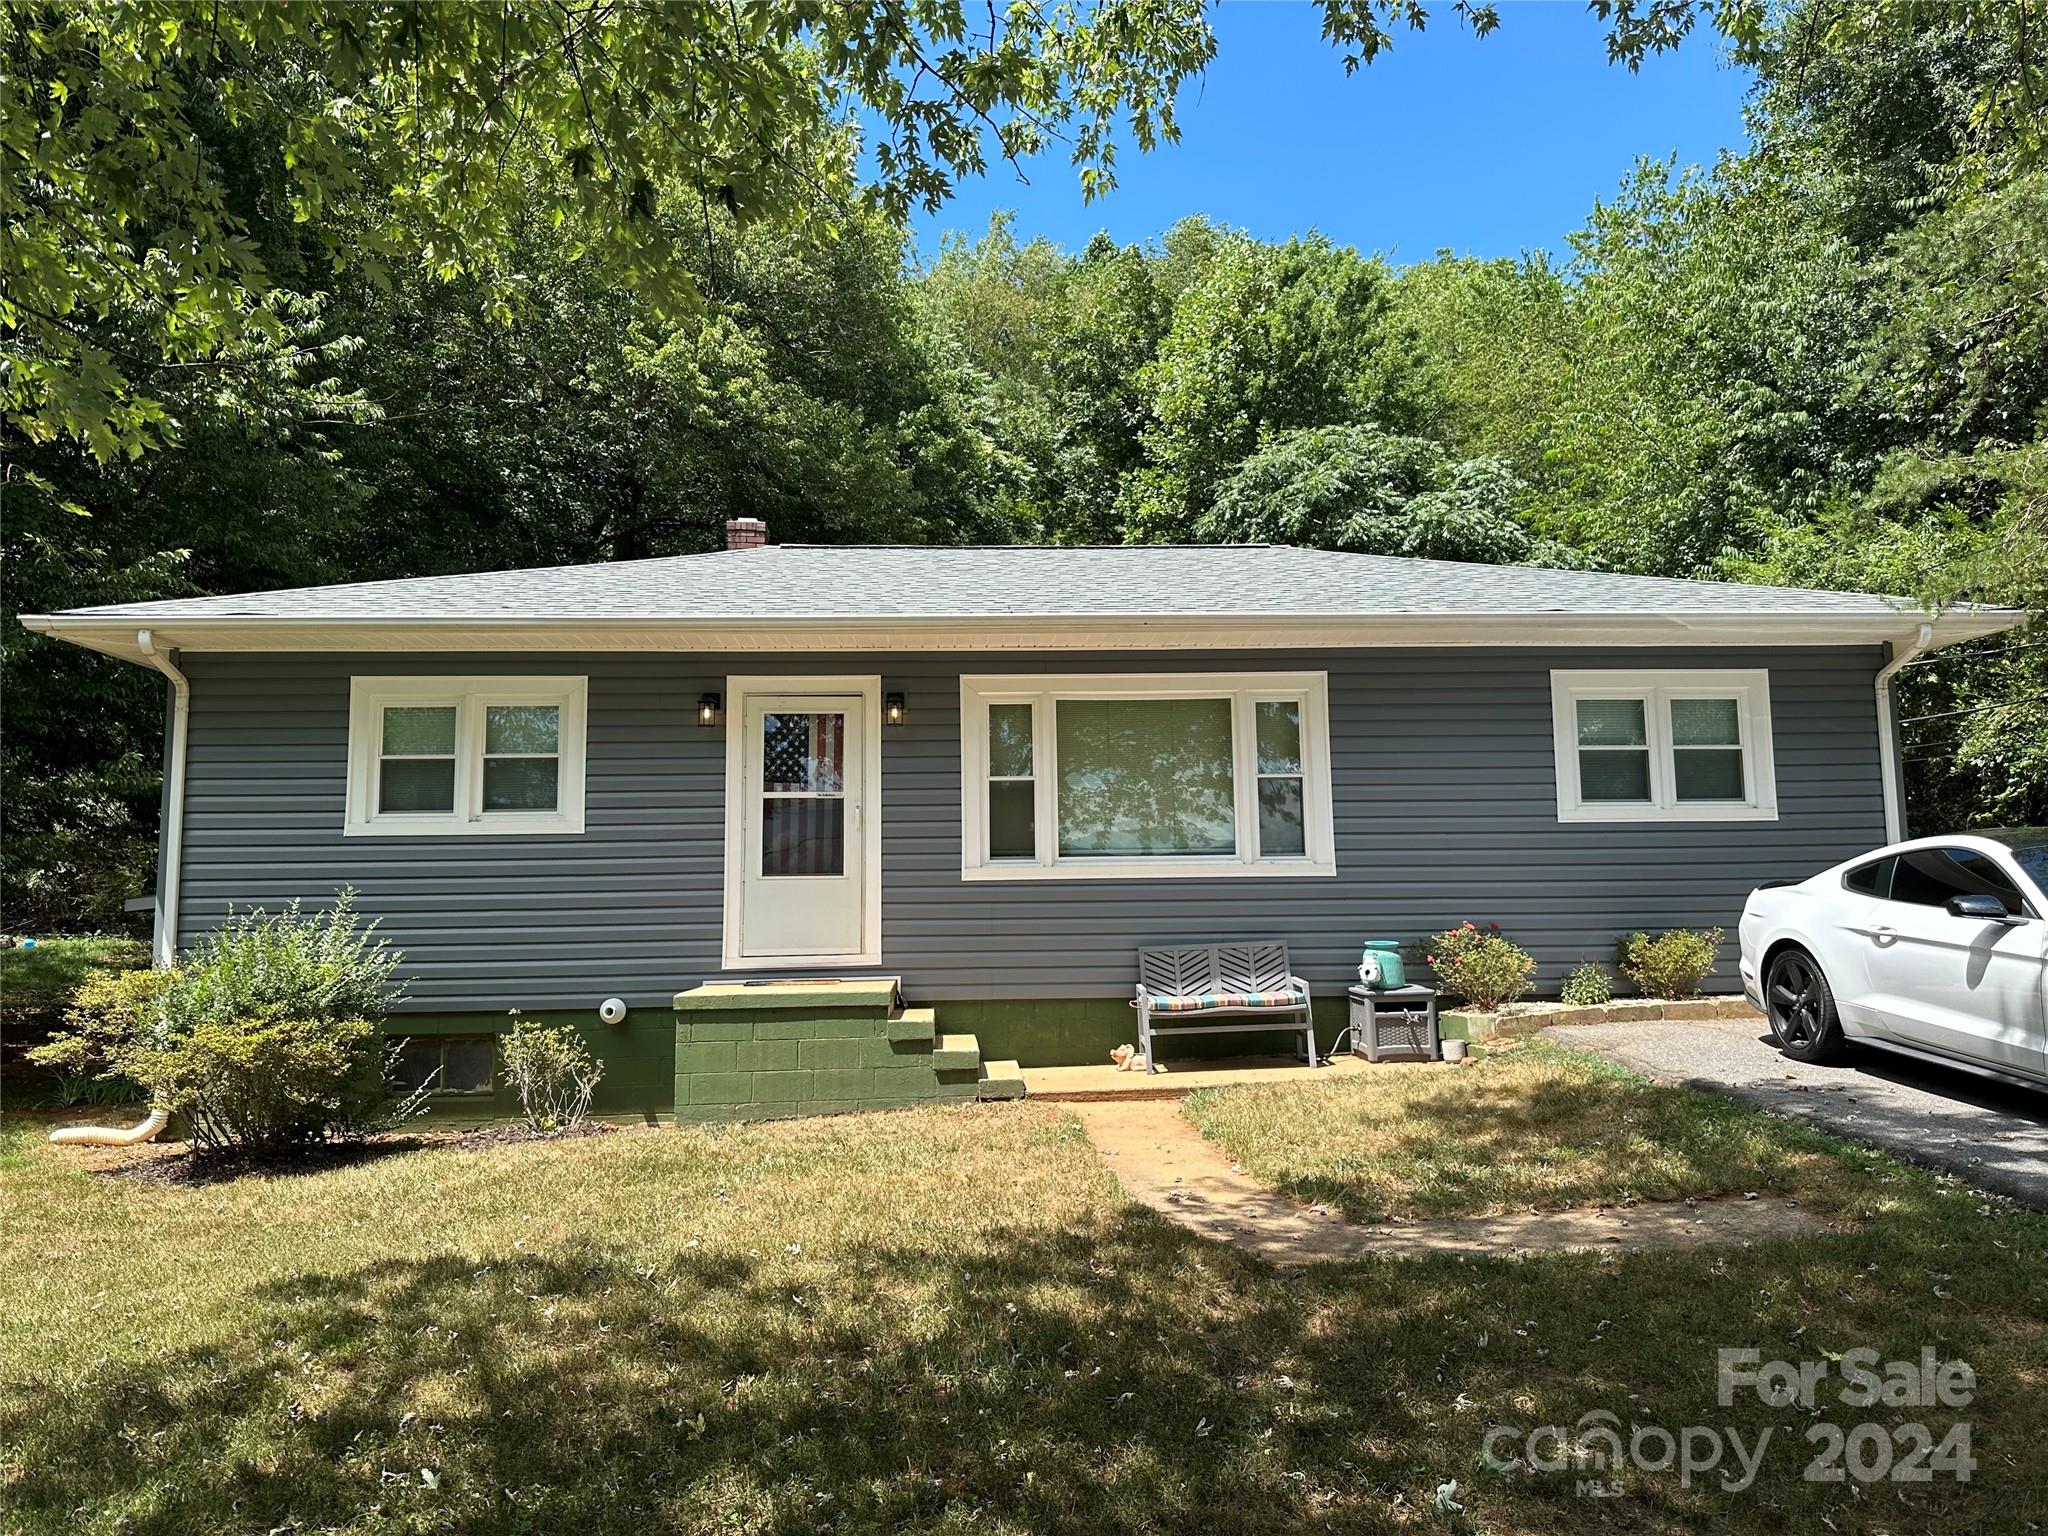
[1198,424,1555,565]
[1124,229,1420,539]
[10,0,2030,463]
[3,0,1221,461]
[917,217,1173,544]
[1389,252,1574,478]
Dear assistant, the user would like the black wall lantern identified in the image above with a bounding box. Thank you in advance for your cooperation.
[884,691,908,727]
[697,692,723,728]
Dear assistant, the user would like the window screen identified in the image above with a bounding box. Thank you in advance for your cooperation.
[379,705,459,814]
[987,703,1036,860]
[1670,697,1745,801]
[482,703,561,811]
[1575,698,1652,802]
[1254,700,1307,857]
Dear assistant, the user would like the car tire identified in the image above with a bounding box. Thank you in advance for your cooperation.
[1764,947,1845,1064]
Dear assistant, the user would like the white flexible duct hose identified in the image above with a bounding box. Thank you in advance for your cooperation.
[50,1107,169,1146]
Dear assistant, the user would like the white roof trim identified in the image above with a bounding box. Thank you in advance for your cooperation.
[17,606,2026,663]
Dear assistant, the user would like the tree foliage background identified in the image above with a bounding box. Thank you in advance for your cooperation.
[4,1,2043,930]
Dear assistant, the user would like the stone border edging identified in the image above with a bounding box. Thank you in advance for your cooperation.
[1445,994,1760,1040]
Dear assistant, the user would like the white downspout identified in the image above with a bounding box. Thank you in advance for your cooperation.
[49,630,187,1148]
[1874,621,1936,844]
[136,627,190,967]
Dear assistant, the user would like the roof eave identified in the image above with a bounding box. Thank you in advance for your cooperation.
[17,605,2029,664]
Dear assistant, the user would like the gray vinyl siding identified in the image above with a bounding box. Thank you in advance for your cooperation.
[171,646,1888,1010]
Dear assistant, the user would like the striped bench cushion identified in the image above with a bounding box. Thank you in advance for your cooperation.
[1146,988,1305,1013]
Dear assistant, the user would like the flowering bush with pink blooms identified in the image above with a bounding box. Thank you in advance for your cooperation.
[1424,921,1536,1012]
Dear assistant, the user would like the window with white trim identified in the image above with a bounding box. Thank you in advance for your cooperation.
[1549,670,1777,822]
[346,677,588,835]
[959,673,1335,878]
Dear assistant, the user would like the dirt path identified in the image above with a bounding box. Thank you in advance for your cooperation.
[1065,1099,1826,1265]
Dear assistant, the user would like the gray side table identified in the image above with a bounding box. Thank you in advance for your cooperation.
[1348,984,1441,1062]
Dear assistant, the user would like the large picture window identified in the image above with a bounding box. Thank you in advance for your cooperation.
[1549,669,1777,822]
[346,676,588,835]
[959,673,1335,879]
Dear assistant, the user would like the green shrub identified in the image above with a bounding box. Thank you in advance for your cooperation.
[134,1015,390,1150]
[500,1020,604,1132]
[28,966,173,1076]
[0,935,150,1066]
[29,892,411,1153]
[163,893,401,1034]
[1424,921,1536,1012]
[1559,962,1614,1006]
[1618,928,1723,999]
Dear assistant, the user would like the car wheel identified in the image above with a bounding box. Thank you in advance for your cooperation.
[1765,948,1844,1063]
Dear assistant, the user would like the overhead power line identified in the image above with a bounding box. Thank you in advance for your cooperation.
[1899,692,2048,725]
[1901,640,2048,666]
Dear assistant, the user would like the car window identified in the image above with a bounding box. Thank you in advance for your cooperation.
[1842,857,1893,897]
[1887,846,2028,915]
[2004,840,2048,903]
[1950,851,2032,916]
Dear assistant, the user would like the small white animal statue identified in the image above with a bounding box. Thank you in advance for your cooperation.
[1357,948,1384,987]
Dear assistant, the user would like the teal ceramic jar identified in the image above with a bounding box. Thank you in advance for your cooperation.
[1364,939,1406,990]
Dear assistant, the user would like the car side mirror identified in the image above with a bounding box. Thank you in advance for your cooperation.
[1946,893,2021,924]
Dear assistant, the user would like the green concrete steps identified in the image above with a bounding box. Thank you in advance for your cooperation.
[976,1059,1027,1100]
[933,1032,982,1069]
[885,1007,939,1042]
[671,982,1024,1119]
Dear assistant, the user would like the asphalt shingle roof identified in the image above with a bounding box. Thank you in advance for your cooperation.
[50,543,1957,622]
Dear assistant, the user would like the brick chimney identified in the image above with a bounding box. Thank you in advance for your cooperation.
[725,517,768,551]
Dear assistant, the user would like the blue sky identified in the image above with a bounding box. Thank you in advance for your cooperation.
[910,1,1753,266]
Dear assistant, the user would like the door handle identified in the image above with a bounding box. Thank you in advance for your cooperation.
[1870,924,1896,945]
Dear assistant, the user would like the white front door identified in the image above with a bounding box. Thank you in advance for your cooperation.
[724,680,880,968]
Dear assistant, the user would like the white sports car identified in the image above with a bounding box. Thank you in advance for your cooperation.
[1739,830,2048,1088]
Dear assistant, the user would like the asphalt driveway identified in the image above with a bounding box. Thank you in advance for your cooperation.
[1548,1015,2048,1210]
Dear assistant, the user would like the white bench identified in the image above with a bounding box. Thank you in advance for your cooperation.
[1133,942,1316,1074]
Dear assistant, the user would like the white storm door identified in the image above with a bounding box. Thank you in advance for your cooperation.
[729,689,874,964]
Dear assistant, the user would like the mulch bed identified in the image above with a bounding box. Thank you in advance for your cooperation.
[97,1137,435,1186]
[454,1120,620,1149]
[89,1119,620,1184]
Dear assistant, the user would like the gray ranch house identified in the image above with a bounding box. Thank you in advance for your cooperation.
[23,527,2025,1119]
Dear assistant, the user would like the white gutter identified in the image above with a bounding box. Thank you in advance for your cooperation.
[17,605,2031,663]
[1874,621,1936,843]
[135,628,190,967]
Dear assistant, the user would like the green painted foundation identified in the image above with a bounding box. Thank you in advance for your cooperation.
[380,1010,676,1125]
[930,995,1349,1068]
[380,991,1346,1121]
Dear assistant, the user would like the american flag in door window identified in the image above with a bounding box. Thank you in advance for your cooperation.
[760,712,847,877]
[762,712,845,792]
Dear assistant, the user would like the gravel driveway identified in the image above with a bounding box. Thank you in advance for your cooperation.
[1548,1015,2048,1210]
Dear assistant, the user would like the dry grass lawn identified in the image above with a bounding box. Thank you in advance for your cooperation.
[2,1082,2044,1536]
[1184,1040,1864,1221]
